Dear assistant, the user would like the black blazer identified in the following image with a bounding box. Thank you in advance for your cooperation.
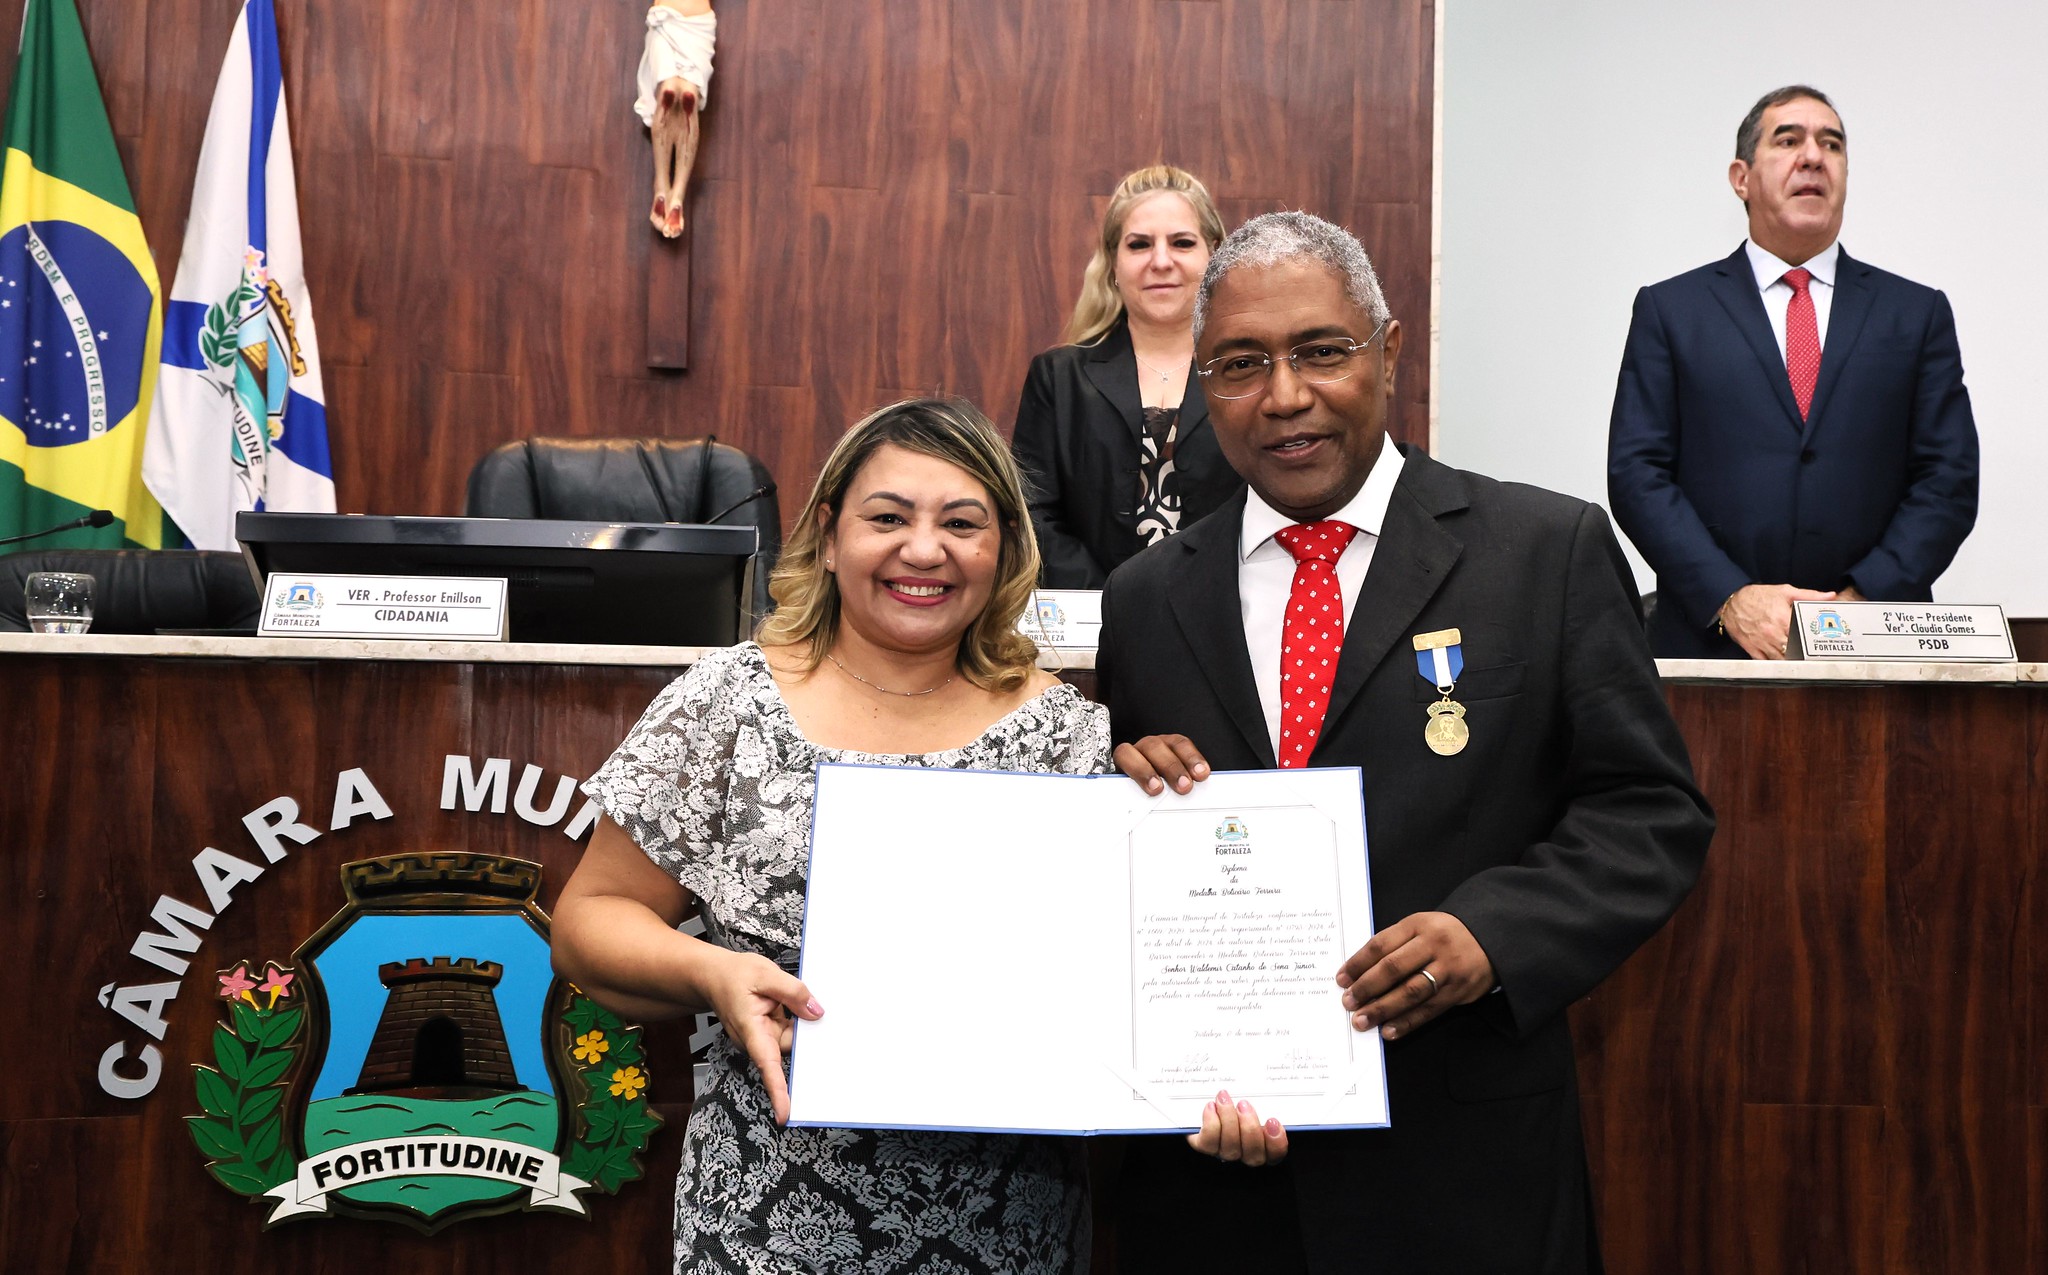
[1608,244,1979,657]
[1099,449,1713,1272]
[1010,320,1243,588]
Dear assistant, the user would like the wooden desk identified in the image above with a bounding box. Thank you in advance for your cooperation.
[3,636,2042,1272]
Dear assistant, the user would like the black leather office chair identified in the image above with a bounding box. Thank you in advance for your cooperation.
[464,436,782,618]
[0,549,262,633]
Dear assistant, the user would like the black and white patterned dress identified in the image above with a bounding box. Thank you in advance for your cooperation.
[582,643,1112,1274]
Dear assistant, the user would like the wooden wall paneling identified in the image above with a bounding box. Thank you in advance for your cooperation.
[1345,200,1429,448]
[749,384,822,488]
[131,0,237,281]
[77,0,148,140]
[284,0,381,160]
[946,0,1021,198]
[374,0,457,161]
[1215,0,1297,201]
[317,363,375,508]
[1152,0,1228,190]
[0,658,158,1120]
[519,0,636,172]
[287,8,385,372]
[1072,0,1162,196]
[807,185,880,436]
[4,0,1436,526]
[667,176,741,409]
[1739,688,1890,1106]
[446,7,541,382]
[281,2,378,408]
[870,0,953,396]
[1345,0,1429,203]
[1287,0,1370,202]
[946,191,1051,430]
[805,0,884,193]
[505,164,604,429]
[1882,686,2029,1273]
[733,0,817,399]
[370,154,458,370]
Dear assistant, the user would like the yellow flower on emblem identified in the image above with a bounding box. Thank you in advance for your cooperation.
[609,1065,646,1100]
[573,1030,609,1065]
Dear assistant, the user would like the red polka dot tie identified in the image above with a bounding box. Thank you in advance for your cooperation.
[1784,267,1820,420]
[1273,520,1358,768]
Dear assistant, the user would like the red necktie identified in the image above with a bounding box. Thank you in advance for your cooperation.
[1273,520,1358,767]
[1784,267,1820,420]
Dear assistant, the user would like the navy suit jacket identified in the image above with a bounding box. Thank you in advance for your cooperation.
[1607,244,1979,658]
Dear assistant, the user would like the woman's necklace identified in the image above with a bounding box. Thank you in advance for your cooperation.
[1134,351,1192,384]
[826,651,955,697]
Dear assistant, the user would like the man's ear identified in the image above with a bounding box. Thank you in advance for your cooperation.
[1380,319,1405,394]
[1728,159,1752,206]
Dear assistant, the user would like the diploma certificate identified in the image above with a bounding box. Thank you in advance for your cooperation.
[788,765,1386,1135]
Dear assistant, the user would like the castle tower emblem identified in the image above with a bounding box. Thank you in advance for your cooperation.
[347,957,523,1096]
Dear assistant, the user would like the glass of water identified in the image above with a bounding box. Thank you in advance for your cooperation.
[24,571,94,634]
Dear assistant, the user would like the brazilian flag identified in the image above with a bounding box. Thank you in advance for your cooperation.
[0,0,169,553]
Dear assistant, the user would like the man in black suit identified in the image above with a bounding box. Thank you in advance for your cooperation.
[1101,211,1712,1273]
[1608,85,1979,659]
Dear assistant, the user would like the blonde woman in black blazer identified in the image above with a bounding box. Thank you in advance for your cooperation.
[1012,166,1243,587]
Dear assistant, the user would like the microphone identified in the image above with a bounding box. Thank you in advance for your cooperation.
[0,508,113,547]
[706,483,775,525]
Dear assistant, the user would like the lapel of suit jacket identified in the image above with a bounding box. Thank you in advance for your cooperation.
[1176,365,1212,448]
[1803,248,1874,446]
[1707,242,1805,432]
[1320,448,1467,741]
[1163,489,1277,768]
[1082,321,1146,445]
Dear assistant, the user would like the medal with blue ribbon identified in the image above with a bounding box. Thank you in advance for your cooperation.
[1411,627,1469,756]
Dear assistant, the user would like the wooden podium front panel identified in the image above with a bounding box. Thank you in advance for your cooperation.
[1,652,688,1271]
[7,649,2045,1273]
[1576,681,2045,1275]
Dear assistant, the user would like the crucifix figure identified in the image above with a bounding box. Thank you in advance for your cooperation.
[635,0,716,238]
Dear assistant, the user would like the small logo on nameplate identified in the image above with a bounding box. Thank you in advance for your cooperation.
[275,581,322,611]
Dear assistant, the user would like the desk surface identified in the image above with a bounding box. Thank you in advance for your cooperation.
[1,632,2043,685]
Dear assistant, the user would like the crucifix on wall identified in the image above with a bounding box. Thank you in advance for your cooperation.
[636,0,715,369]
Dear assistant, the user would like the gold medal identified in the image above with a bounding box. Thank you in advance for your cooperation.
[1424,697,1468,756]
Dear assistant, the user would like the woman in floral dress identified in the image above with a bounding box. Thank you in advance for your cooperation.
[554,398,1109,1273]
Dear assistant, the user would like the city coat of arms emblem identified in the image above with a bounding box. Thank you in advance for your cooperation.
[187,852,661,1232]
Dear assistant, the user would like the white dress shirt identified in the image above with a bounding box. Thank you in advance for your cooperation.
[1745,238,1840,361]
[1239,432,1407,759]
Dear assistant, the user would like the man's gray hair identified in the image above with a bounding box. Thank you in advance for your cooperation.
[1735,85,1840,164]
[1193,210,1391,345]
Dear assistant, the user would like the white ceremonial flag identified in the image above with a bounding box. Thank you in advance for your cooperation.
[142,0,331,550]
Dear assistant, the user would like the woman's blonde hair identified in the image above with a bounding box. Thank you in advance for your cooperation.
[756,397,1043,692]
[1059,164,1226,346]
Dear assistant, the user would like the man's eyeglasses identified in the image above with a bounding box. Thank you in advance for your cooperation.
[1196,320,1389,400]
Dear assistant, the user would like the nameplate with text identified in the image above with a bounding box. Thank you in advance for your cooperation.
[259,573,509,641]
[1019,589,1102,651]
[1791,600,2014,662]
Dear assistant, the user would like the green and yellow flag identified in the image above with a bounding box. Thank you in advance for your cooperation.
[0,0,168,553]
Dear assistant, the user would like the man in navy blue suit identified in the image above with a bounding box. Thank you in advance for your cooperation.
[1608,85,1979,659]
